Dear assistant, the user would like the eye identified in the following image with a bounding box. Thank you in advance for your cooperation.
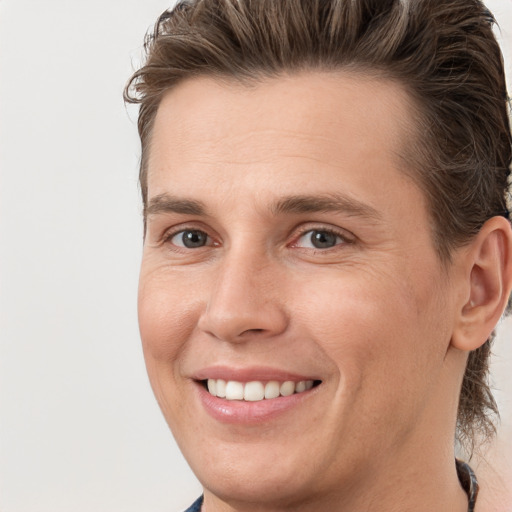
[295,229,345,249]
[169,229,210,249]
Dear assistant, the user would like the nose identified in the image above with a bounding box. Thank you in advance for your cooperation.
[197,251,288,343]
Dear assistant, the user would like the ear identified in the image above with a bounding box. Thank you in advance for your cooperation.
[451,216,512,351]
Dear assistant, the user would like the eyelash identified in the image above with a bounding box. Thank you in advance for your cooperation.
[161,224,353,252]
[162,226,216,249]
[291,226,352,250]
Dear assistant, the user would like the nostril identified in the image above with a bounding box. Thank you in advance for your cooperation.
[240,328,265,336]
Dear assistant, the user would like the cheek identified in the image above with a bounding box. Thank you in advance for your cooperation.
[137,266,201,363]
[294,266,449,404]
[137,268,204,430]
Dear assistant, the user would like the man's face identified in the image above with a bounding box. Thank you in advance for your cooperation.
[138,73,463,507]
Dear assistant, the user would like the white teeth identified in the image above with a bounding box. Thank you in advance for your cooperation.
[264,381,280,399]
[207,379,216,395]
[280,381,295,396]
[225,381,244,400]
[205,379,316,401]
[295,381,306,393]
[244,381,265,401]
[216,379,226,398]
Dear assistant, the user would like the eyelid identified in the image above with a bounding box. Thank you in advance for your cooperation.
[289,224,355,248]
[156,221,354,250]
[160,224,217,248]
[171,230,211,248]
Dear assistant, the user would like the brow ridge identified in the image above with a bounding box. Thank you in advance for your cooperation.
[145,194,206,217]
[271,194,381,220]
[144,192,381,222]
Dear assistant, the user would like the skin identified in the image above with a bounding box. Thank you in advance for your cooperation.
[138,72,510,511]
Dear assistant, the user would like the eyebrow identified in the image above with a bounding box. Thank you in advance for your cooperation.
[271,194,382,221]
[145,192,381,221]
[145,194,206,217]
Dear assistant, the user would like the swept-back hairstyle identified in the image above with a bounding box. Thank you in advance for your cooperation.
[125,0,511,451]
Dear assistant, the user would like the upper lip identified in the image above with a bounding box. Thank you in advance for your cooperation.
[192,366,319,383]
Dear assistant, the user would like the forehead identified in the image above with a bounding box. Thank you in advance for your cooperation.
[147,72,417,195]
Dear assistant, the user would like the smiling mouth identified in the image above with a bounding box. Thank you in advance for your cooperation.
[202,379,321,402]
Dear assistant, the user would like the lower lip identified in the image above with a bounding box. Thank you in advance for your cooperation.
[196,383,318,424]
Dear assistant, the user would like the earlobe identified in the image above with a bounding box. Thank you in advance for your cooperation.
[451,216,512,352]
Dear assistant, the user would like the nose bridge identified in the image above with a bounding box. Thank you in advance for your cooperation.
[198,244,287,342]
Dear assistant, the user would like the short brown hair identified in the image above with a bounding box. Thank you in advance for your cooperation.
[125,0,511,451]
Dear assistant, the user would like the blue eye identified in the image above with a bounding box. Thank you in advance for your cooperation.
[296,230,344,249]
[171,229,210,248]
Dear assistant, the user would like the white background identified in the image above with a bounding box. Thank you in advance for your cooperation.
[0,1,511,511]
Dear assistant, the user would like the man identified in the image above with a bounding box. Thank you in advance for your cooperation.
[125,1,512,510]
